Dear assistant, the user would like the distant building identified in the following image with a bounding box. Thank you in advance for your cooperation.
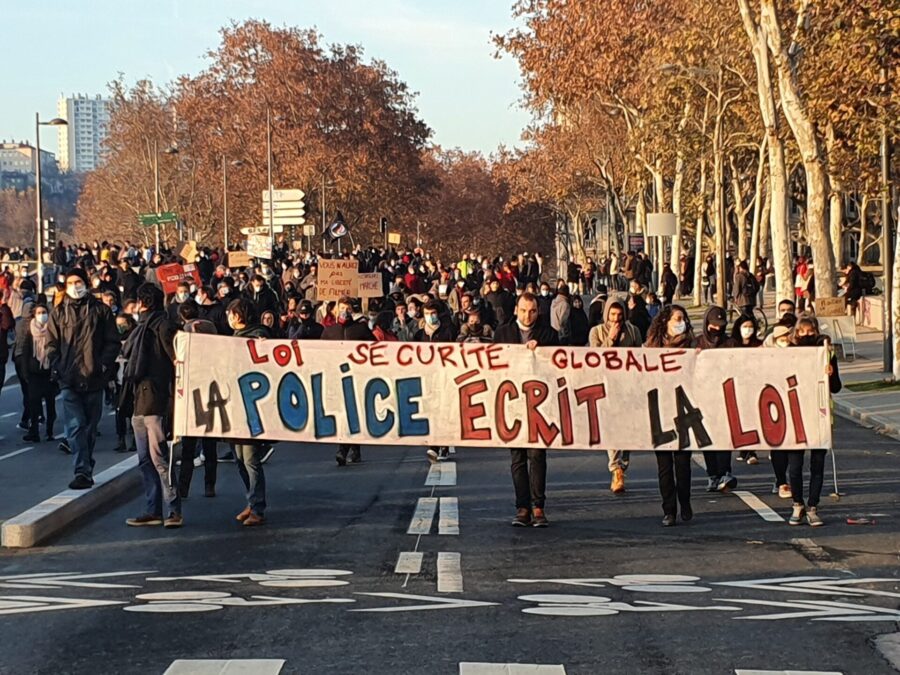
[57,93,110,172]
[0,142,57,189]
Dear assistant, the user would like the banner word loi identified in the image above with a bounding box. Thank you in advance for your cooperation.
[174,335,833,451]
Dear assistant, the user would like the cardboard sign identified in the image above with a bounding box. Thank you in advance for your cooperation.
[816,297,846,317]
[174,336,833,451]
[357,273,382,298]
[156,263,201,295]
[227,251,252,268]
[292,240,304,250]
[246,234,271,260]
[317,259,359,300]
[387,232,401,245]
[178,240,198,263]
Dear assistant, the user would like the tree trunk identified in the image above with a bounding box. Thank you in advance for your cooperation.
[671,152,685,271]
[893,217,900,380]
[826,122,844,267]
[693,158,708,307]
[759,182,771,260]
[760,0,836,298]
[731,155,749,262]
[738,0,795,304]
[748,136,768,266]
[857,194,869,265]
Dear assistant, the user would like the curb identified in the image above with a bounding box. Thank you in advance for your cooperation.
[1,455,140,548]
[833,398,900,443]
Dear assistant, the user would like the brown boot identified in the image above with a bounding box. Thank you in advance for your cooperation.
[510,508,532,527]
[243,513,266,527]
[611,468,626,494]
[236,506,252,522]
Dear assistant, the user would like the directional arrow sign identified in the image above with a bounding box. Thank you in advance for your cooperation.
[262,189,304,202]
[350,592,499,613]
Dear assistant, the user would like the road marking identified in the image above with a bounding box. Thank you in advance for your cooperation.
[790,538,842,570]
[460,665,567,675]
[407,497,438,535]
[164,659,286,674]
[0,595,125,616]
[0,412,17,419]
[875,632,900,672]
[352,592,496,612]
[734,670,843,674]
[0,447,33,462]
[425,460,458,486]
[439,497,459,535]
[732,490,785,522]
[437,552,463,593]
[395,552,424,575]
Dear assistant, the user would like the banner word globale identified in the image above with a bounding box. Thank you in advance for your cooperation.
[174,334,833,451]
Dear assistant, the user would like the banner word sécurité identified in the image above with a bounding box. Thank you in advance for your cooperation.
[174,334,833,451]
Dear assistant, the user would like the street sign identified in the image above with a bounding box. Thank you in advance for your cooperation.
[262,189,304,202]
[139,211,178,227]
[241,226,285,235]
[387,232,401,246]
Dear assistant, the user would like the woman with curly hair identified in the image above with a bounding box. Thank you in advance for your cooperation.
[644,304,695,526]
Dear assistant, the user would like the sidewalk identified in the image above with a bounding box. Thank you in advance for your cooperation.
[830,326,900,441]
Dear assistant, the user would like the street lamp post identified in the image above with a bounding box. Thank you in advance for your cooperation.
[222,156,243,250]
[152,140,179,251]
[34,114,67,293]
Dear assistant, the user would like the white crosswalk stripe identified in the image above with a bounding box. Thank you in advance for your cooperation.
[407,497,438,535]
[439,497,459,535]
[164,660,286,674]
[437,552,463,593]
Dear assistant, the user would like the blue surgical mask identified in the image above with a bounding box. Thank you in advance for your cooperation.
[426,314,439,326]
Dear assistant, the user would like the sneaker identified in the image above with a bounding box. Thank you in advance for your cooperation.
[235,506,252,522]
[718,473,738,492]
[778,484,793,499]
[348,449,361,464]
[806,507,824,527]
[22,433,40,443]
[511,508,532,527]
[611,468,626,494]
[335,450,347,467]
[193,454,204,468]
[735,454,745,462]
[68,474,93,490]
[662,514,676,527]
[438,447,450,460]
[16,421,29,431]
[789,504,805,525]
[58,441,73,455]
[532,508,549,528]
[126,514,163,527]
[243,513,265,527]
[426,448,439,463]
[164,513,184,529]
[747,454,759,466]
[260,446,275,464]
[706,477,719,493]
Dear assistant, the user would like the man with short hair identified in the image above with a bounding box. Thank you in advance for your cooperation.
[494,292,559,527]
[47,268,120,489]
[123,283,182,528]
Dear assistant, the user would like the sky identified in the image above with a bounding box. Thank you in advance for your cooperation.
[0,0,531,157]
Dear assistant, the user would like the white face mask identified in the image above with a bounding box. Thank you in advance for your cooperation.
[540,289,549,297]
[176,292,189,303]
[195,293,204,304]
[669,321,687,336]
[740,326,755,339]
[36,313,49,325]
[66,284,88,300]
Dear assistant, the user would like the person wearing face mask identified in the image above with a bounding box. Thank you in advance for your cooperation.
[693,306,738,491]
[47,268,120,489]
[196,285,230,336]
[785,317,841,527]
[371,310,398,342]
[728,314,764,465]
[764,323,793,498]
[288,300,324,340]
[243,274,280,317]
[21,304,57,443]
[644,305,696,526]
[494,292,559,527]
[415,300,457,463]
[458,307,494,344]
[392,302,418,342]
[112,314,137,454]
[588,300,642,494]
[12,299,36,432]
[116,259,141,302]
[322,296,375,466]
[167,282,192,326]
[484,278,514,329]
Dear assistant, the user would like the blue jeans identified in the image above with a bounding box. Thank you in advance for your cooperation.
[60,388,103,478]
[233,443,266,516]
[132,415,180,517]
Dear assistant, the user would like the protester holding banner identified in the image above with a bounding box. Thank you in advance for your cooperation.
[787,317,841,527]
[322,296,375,466]
[644,304,695,527]
[226,297,271,526]
[494,292,559,527]
[288,300,324,340]
[730,314,764,465]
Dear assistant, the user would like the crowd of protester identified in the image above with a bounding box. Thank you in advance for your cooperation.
[0,238,850,531]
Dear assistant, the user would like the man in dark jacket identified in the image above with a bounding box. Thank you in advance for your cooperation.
[47,268,120,489]
[196,285,230,335]
[484,278,514,328]
[244,274,281,317]
[416,299,457,462]
[322,295,374,465]
[116,259,141,302]
[494,292,559,528]
[123,283,181,528]
[288,300,324,340]
[732,260,758,316]
[227,297,272,526]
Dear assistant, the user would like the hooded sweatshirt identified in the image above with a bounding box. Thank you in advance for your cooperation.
[588,301,642,347]
[695,306,729,350]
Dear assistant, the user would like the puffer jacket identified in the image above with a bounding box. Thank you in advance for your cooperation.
[47,294,119,392]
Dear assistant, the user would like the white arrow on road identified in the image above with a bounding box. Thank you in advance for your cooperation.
[351,592,498,613]
[0,595,126,615]
[0,571,154,590]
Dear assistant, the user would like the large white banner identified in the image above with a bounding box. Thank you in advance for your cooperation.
[174,334,833,450]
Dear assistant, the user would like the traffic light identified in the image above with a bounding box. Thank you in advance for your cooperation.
[42,218,57,250]
[380,217,388,235]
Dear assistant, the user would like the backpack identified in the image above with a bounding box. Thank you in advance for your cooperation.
[860,271,876,292]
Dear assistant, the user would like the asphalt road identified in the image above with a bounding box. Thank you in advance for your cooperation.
[0,415,898,675]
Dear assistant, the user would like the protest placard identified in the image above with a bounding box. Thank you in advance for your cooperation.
[357,273,382,298]
[246,234,271,259]
[317,259,359,300]
[227,251,252,268]
[156,263,201,295]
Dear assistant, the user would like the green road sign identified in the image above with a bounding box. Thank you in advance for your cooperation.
[139,211,178,227]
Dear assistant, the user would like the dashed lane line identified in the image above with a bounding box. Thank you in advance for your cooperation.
[460,664,566,674]
[425,461,457,486]
[407,497,438,535]
[164,660,286,674]
[437,552,463,593]
[732,490,785,522]
[0,447,34,462]
[439,497,459,535]
[394,552,424,575]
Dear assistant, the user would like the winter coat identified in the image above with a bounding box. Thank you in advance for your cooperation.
[550,295,571,343]
[321,316,375,342]
[568,306,590,346]
[493,320,559,347]
[457,323,494,344]
[413,319,457,343]
[694,307,730,350]
[288,318,324,340]
[47,294,119,392]
[122,310,176,417]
